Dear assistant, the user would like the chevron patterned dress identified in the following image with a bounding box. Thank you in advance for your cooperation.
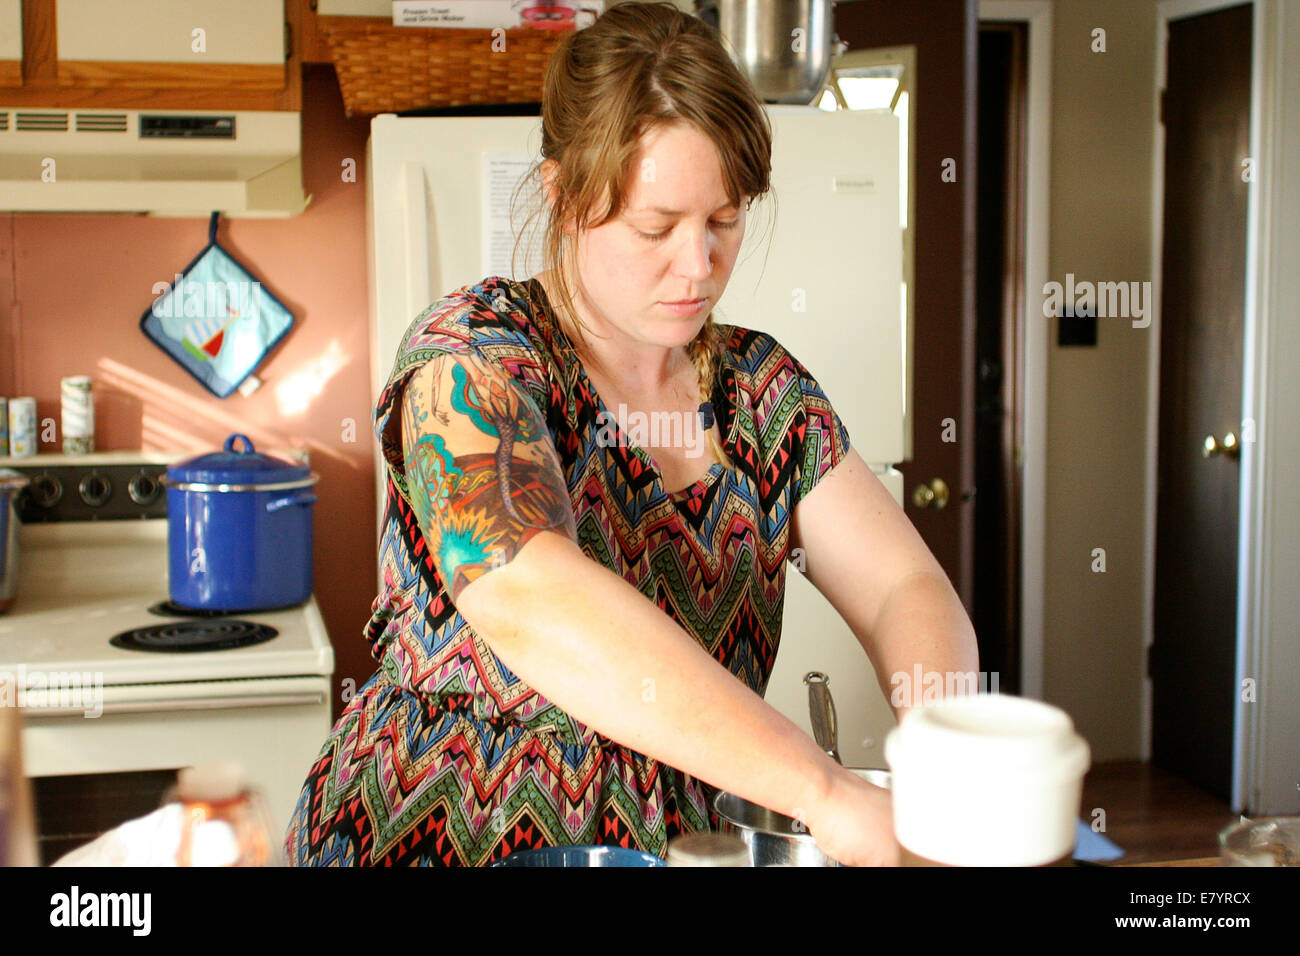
[284,276,850,866]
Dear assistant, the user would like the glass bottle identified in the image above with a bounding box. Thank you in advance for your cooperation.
[165,762,281,867]
[0,677,39,867]
[665,832,751,867]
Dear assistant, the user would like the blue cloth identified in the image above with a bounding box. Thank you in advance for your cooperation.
[1073,819,1125,861]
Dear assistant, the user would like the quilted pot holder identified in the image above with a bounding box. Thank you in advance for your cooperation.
[140,212,295,398]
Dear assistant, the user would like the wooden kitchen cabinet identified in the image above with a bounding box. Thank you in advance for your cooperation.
[56,0,285,87]
[0,0,21,86]
[0,0,301,111]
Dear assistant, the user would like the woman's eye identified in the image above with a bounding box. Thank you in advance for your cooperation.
[637,221,739,243]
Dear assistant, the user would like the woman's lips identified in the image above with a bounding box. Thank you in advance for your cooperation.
[660,297,708,314]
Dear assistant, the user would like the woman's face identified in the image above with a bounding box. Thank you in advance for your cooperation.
[549,122,749,354]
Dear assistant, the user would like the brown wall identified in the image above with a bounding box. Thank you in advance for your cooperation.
[0,65,378,718]
[1044,0,1157,760]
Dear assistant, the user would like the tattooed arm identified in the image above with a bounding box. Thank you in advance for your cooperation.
[400,353,576,599]
[398,353,897,866]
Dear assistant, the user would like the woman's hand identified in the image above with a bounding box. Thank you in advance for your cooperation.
[803,770,899,866]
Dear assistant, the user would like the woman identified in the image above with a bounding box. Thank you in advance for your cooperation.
[285,1,978,867]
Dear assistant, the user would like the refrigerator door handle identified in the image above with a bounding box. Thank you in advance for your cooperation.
[401,161,431,322]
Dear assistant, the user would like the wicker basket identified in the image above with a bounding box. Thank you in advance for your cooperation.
[319,17,568,117]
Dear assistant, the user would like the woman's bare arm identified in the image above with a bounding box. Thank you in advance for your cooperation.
[789,449,981,721]
[397,353,894,864]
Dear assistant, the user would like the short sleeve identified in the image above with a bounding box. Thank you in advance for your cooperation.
[786,349,852,507]
[372,297,478,495]
[371,279,552,507]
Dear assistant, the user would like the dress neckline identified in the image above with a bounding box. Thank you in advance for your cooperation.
[516,276,734,502]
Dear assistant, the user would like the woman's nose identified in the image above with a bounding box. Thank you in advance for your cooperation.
[672,225,714,279]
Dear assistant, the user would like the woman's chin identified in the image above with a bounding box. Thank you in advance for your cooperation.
[646,312,711,347]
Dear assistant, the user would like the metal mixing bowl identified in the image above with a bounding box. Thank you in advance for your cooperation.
[713,768,892,867]
[696,0,842,105]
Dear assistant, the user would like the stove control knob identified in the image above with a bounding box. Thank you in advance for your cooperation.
[128,471,162,506]
[78,472,113,508]
[29,473,63,509]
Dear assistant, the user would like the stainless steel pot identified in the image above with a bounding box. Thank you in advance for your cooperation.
[713,670,889,866]
[714,766,891,866]
[696,0,846,105]
[0,470,30,614]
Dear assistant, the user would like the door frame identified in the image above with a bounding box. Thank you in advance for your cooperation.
[978,0,1052,700]
[1151,0,1282,812]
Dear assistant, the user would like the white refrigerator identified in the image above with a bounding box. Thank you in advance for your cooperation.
[367,105,905,769]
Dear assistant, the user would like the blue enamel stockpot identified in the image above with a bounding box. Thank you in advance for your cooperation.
[161,434,319,612]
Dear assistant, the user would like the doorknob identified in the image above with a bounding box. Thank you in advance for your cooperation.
[1202,432,1240,460]
[911,477,950,509]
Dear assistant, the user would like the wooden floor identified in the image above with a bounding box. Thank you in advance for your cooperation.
[1080,760,1241,865]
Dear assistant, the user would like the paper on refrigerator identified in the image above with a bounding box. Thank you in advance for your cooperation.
[482,152,546,280]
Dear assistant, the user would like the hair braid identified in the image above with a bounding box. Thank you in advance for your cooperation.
[686,312,731,468]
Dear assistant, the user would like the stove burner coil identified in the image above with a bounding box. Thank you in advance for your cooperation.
[110,620,278,653]
[148,599,304,618]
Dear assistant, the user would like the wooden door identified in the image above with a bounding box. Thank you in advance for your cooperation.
[1151,3,1251,801]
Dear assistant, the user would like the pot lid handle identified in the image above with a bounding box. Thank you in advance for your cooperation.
[224,433,256,454]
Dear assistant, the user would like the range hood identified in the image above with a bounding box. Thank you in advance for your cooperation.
[0,108,309,217]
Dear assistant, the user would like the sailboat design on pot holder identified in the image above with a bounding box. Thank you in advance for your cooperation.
[140,211,295,398]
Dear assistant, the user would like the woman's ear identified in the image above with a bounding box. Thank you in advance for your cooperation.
[540,159,577,238]
[540,158,559,210]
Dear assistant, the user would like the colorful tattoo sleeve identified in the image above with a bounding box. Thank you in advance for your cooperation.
[400,353,578,601]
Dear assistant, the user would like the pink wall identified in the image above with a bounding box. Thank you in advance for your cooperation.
[0,66,379,718]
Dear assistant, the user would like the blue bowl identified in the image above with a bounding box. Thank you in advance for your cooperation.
[491,845,666,867]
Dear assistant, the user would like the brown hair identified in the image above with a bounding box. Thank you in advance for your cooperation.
[511,0,775,467]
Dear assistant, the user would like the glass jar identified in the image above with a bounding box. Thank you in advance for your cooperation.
[666,832,750,867]
[0,677,38,866]
[165,762,281,867]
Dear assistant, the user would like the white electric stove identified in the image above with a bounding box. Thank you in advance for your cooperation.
[0,452,334,862]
